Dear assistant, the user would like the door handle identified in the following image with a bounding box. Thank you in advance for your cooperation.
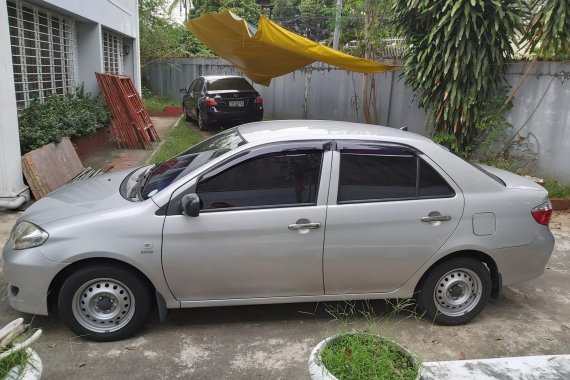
[288,222,321,230]
[421,213,451,222]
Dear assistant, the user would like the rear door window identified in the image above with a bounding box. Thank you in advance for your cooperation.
[338,143,454,203]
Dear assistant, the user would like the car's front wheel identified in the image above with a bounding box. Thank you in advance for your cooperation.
[58,265,152,341]
[415,257,491,325]
[184,106,191,121]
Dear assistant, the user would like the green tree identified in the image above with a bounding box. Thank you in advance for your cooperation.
[139,0,212,68]
[526,0,570,58]
[189,0,262,23]
[392,0,526,154]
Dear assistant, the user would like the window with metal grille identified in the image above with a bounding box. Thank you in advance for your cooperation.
[102,31,124,75]
[7,0,77,109]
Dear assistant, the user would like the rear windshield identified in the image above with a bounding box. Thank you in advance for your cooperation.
[207,78,254,92]
[436,144,505,186]
[140,129,246,199]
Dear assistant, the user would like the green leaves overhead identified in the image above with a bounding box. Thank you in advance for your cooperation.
[392,0,525,153]
[526,0,570,56]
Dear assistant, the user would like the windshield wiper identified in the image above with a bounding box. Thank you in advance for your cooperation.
[133,165,155,200]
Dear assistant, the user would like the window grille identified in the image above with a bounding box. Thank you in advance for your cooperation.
[102,31,124,75]
[7,0,77,109]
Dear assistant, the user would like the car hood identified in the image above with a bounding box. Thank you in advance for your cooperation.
[479,164,547,192]
[20,170,133,226]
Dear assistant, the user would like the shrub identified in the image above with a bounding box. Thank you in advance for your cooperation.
[18,88,111,153]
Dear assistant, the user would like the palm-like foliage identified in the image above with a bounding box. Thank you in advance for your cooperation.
[526,0,570,56]
[392,0,526,152]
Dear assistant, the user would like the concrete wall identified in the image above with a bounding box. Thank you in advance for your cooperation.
[504,62,570,183]
[143,58,570,182]
[43,0,138,38]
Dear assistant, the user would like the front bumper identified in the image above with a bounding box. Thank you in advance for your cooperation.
[2,244,66,315]
[492,228,555,286]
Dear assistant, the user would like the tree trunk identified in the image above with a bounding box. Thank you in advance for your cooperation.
[361,0,378,124]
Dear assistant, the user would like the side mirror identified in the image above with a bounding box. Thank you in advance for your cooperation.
[180,88,188,94]
[181,193,201,217]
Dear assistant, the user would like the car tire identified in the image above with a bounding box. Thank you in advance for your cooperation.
[415,257,491,325]
[184,106,191,122]
[197,110,207,131]
[58,264,152,342]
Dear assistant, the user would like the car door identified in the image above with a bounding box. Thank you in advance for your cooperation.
[161,141,332,302]
[184,78,202,118]
[323,141,464,294]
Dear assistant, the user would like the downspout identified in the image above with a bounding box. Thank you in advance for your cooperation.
[0,189,29,210]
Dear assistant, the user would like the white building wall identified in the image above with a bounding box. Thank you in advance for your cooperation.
[0,0,30,207]
[0,0,140,207]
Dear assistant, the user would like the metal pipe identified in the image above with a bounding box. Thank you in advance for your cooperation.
[0,191,29,210]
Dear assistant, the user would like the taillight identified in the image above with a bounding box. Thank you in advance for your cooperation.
[205,97,218,107]
[531,201,553,225]
[254,95,263,105]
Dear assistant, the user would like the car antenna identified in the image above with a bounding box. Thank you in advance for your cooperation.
[399,126,408,131]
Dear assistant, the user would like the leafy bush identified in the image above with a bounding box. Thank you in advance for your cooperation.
[142,87,179,112]
[544,181,570,198]
[392,0,525,154]
[18,89,111,153]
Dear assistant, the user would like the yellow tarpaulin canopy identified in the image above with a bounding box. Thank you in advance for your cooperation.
[185,11,399,86]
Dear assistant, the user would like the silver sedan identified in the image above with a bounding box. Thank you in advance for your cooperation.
[3,121,555,341]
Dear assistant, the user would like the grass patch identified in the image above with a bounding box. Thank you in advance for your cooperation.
[142,87,179,113]
[544,181,570,198]
[0,349,29,378]
[148,119,205,164]
[320,333,419,380]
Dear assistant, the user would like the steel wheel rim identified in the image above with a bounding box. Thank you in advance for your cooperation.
[72,278,135,333]
[433,268,482,317]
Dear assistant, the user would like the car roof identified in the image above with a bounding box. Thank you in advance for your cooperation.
[237,120,434,146]
[201,75,245,81]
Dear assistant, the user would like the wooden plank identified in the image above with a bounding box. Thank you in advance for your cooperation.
[21,137,84,198]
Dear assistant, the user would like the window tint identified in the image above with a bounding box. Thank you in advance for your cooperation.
[338,147,454,203]
[197,151,322,209]
[339,153,417,202]
[418,159,454,196]
[207,78,254,92]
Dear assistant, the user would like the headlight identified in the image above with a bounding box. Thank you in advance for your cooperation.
[8,221,49,250]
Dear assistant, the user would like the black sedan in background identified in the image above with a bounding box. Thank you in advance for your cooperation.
[182,75,264,130]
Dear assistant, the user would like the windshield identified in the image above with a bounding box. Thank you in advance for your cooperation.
[137,128,246,200]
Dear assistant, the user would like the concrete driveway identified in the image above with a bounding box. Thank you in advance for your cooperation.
[1,210,569,380]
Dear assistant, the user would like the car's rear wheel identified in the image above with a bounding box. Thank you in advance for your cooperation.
[197,110,207,131]
[415,257,491,325]
[58,265,152,341]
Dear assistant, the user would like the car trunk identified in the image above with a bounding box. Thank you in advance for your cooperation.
[207,90,258,112]
[480,164,547,193]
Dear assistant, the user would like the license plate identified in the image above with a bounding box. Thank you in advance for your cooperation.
[228,100,245,107]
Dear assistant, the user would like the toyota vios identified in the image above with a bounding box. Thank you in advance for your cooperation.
[3,121,554,341]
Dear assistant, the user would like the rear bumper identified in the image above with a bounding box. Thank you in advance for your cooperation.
[491,228,555,286]
[2,244,65,315]
[204,107,263,124]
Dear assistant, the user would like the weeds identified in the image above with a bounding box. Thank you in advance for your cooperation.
[320,333,419,380]
[318,299,421,380]
[544,181,570,198]
[142,87,179,113]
